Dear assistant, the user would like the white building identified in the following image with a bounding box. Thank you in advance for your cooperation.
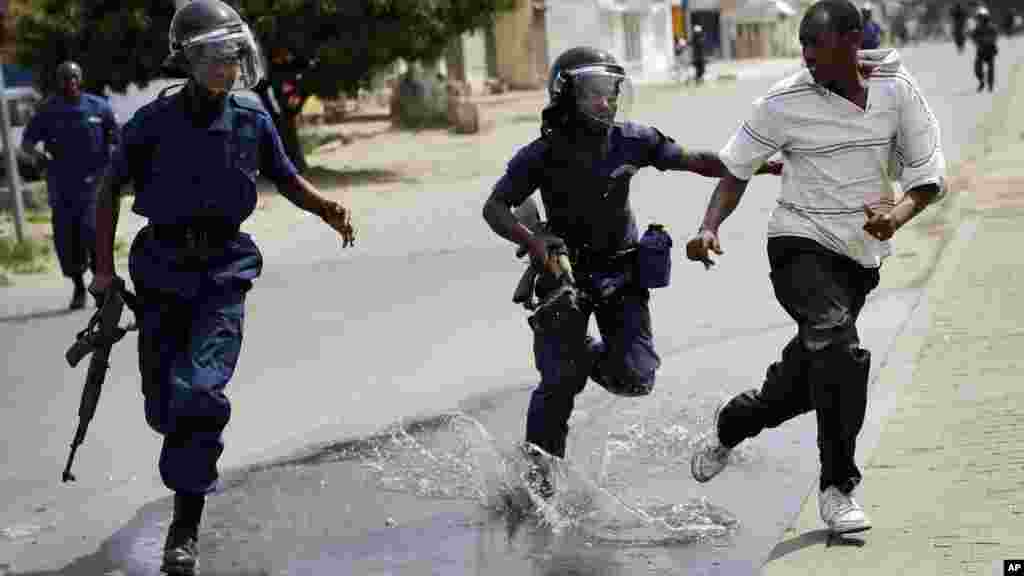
[545,0,675,84]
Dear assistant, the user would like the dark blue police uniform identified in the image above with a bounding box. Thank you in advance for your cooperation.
[22,94,119,278]
[110,86,297,495]
[492,122,684,458]
[862,20,882,50]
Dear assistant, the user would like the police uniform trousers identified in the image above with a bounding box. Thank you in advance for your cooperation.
[527,276,661,459]
[48,181,98,279]
[129,224,262,495]
[975,49,996,89]
[716,236,879,495]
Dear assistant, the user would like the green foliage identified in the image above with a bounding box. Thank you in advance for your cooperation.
[0,235,52,274]
[16,0,516,99]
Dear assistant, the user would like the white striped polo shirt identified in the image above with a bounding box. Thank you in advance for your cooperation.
[719,49,946,268]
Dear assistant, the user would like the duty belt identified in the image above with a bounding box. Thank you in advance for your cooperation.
[148,223,239,263]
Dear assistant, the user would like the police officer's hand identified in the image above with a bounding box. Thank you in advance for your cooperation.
[526,235,563,276]
[321,200,356,248]
[685,229,723,270]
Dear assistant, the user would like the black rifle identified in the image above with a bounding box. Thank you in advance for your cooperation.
[61,277,137,482]
[510,196,582,334]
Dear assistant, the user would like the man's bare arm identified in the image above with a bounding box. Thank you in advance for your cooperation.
[700,173,751,233]
[889,183,941,229]
[863,182,942,241]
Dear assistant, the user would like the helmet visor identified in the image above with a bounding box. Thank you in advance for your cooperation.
[571,66,633,128]
[183,24,264,91]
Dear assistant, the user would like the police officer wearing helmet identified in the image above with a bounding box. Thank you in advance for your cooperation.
[482,46,780,492]
[89,1,355,573]
[22,61,120,310]
[971,6,998,92]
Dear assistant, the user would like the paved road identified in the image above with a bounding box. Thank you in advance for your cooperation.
[1,40,1018,575]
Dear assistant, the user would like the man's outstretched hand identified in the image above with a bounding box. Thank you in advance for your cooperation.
[685,229,724,270]
[322,200,356,248]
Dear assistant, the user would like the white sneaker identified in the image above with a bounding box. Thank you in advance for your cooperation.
[690,402,731,483]
[818,485,872,534]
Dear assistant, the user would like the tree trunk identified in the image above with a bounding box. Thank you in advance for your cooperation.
[277,111,308,174]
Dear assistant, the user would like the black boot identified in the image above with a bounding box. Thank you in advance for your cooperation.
[520,443,555,499]
[69,276,86,310]
[161,493,205,575]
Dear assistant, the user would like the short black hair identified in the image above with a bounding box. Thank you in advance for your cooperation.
[804,0,863,34]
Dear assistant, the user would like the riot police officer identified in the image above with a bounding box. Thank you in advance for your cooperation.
[88,1,355,574]
[971,6,999,92]
[482,46,779,495]
[22,61,119,310]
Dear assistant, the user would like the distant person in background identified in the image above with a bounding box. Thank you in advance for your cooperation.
[691,25,707,84]
[860,2,882,49]
[21,61,119,310]
[970,6,998,92]
[673,36,690,82]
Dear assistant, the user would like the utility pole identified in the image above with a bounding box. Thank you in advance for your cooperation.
[0,59,26,243]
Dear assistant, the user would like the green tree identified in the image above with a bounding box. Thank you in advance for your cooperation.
[15,0,515,172]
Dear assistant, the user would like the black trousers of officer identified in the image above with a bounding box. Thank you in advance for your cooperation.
[975,51,996,90]
[51,198,97,279]
[716,237,879,495]
[526,280,659,459]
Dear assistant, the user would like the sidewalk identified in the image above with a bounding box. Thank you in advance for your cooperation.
[763,63,1024,575]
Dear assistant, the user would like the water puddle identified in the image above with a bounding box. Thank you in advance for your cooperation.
[291,408,747,548]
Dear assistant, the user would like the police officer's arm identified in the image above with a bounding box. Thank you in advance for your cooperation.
[646,127,781,177]
[19,107,50,166]
[276,174,344,219]
[482,144,548,262]
[93,165,127,283]
[258,114,354,245]
[92,114,144,288]
[101,102,121,154]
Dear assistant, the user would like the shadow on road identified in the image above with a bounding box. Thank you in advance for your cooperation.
[765,527,867,564]
[255,166,413,197]
[0,307,78,325]
[6,493,270,576]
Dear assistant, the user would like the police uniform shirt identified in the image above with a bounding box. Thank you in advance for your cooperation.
[112,88,298,229]
[22,93,118,201]
[719,48,945,268]
[493,122,685,254]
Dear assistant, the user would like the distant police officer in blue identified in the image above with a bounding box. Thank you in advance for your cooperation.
[22,61,119,310]
[860,3,883,49]
[88,1,355,574]
[482,47,780,493]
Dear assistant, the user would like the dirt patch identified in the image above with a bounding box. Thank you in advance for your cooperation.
[971,175,1024,211]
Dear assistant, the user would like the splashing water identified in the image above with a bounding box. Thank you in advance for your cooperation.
[336,410,742,547]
